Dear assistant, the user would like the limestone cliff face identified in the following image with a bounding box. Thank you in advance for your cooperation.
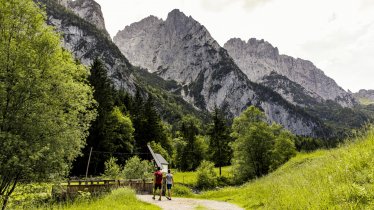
[113,9,325,136]
[224,38,356,107]
[57,0,110,38]
[38,0,136,92]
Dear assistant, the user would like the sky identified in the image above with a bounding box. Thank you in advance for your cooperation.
[94,0,374,92]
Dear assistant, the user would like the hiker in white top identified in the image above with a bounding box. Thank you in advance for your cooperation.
[165,169,174,200]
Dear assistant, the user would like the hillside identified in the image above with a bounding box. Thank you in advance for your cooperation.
[199,128,374,209]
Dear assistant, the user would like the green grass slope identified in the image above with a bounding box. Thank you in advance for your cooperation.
[199,129,374,209]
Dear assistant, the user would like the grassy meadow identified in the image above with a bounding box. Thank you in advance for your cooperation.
[173,166,233,186]
[198,129,374,209]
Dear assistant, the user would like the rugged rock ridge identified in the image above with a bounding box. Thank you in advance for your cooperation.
[224,38,356,107]
[353,89,374,104]
[57,0,110,38]
[37,0,135,92]
[114,9,326,136]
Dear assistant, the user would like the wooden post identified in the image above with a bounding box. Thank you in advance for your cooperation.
[85,147,93,180]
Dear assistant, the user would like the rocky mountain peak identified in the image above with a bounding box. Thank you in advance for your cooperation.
[225,38,279,60]
[167,9,185,19]
[56,0,110,38]
[113,9,327,136]
[113,8,220,76]
[224,37,356,107]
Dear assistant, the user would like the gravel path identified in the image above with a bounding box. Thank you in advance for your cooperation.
[136,195,244,210]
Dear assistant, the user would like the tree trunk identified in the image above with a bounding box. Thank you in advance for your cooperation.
[1,175,19,210]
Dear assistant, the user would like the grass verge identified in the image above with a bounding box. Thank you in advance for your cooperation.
[34,188,160,210]
[198,129,374,209]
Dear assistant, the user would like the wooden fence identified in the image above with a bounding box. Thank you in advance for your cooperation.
[53,178,153,199]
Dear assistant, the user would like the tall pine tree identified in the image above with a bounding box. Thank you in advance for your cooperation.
[72,58,115,175]
[178,115,205,171]
[207,107,232,176]
[71,59,136,175]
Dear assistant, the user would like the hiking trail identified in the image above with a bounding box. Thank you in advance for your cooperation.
[136,194,244,210]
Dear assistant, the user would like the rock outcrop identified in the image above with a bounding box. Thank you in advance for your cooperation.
[37,0,135,92]
[353,89,374,104]
[224,38,356,107]
[114,9,326,136]
[57,0,110,38]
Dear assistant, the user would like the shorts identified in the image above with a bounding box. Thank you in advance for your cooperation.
[167,184,172,189]
[154,183,162,190]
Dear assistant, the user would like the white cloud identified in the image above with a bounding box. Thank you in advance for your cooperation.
[200,0,273,11]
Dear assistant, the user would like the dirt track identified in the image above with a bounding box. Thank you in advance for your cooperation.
[136,194,244,210]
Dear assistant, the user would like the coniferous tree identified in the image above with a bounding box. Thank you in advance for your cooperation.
[207,107,232,176]
[131,92,173,158]
[72,58,115,175]
[144,95,173,153]
[178,115,205,171]
[72,59,136,175]
[131,89,147,156]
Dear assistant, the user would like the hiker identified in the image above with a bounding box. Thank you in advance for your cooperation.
[153,167,163,200]
[165,169,174,200]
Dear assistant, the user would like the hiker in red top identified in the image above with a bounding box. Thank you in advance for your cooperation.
[153,167,163,200]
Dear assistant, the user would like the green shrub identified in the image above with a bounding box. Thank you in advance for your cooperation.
[122,156,152,179]
[196,161,217,190]
[173,184,193,197]
[216,176,232,187]
[103,157,122,179]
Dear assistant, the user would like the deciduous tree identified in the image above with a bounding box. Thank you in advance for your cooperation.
[0,0,96,208]
[231,106,296,183]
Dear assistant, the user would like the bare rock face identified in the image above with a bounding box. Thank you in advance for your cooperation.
[224,38,356,107]
[353,89,374,104]
[57,0,110,38]
[114,9,325,136]
[39,0,136,92]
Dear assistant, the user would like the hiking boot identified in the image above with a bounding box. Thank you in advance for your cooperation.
[152,196,155,200]
[167,197,171,200]
[158,197,161,201]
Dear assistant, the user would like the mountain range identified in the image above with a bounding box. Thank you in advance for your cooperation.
[35,0,372,138]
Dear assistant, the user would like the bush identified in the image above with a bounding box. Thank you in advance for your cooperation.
[173,184,193,197]
[196,161,217,190]
[122,156,152,180]
[216,176,232,187]
[103,157,122,179]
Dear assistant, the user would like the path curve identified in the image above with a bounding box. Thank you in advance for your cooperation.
[136,195,244,210]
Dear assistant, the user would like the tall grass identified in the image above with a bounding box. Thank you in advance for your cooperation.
[199,129,374,209]
[34,188,160,210]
